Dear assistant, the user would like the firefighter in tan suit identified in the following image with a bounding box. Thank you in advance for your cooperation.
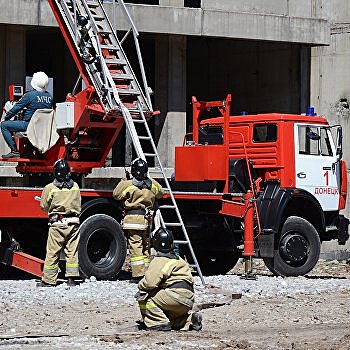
[113,158,163,280]
[37,159,81,287]
[136,228,203,331]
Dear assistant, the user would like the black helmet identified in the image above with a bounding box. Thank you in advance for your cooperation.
[152,228,174,253]
[53,159,71,182]
[131,158,148,180]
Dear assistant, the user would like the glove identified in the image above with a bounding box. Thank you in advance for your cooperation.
[134,290,148,301]
[4,101,15,113]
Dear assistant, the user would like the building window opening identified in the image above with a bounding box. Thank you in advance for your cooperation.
[185,0,201,7]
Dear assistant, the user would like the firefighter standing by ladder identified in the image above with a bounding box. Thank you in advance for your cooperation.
[37,159,81,287]
[113,158,164,281]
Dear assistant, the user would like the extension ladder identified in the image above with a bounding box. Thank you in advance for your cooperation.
[52,0,205,284]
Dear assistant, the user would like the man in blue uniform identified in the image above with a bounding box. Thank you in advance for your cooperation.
[1,71,53,158]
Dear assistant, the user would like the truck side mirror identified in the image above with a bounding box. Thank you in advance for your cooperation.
[336,126,343,159]
[306,131,320,141]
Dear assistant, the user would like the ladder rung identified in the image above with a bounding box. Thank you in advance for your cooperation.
[111,73,134,80]
[143,153,156,157]
[159,205,176,209]
[132,119,145,123]
[98,30,112,35]
[164,223,182,227]
[174,240,189,245]
[105,58,126,65]
[87,2,99,8]
[138,136,151,140]
[189,264,198,269]
[117,88,141,95]
[100,44,119,51]
[93,15,105,21]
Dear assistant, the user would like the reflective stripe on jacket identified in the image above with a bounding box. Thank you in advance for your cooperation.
[139,255,193,291]
[113,177,164,230]
[40,182,81,216]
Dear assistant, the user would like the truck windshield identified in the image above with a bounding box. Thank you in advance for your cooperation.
[298,126,333,156]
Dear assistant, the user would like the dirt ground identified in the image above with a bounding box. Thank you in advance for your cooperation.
[1,260,350,349]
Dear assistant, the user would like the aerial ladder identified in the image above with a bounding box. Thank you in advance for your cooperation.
[1,0,205,283]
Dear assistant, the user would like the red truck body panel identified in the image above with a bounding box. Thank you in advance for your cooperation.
[176,95,330,191]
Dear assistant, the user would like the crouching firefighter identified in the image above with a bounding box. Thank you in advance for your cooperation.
[37,159,81,287]
[113,158,164,281]
[135,228,203,331]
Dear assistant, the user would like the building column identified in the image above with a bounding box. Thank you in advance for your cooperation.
[155,35,187,168]
[0,26,26,156]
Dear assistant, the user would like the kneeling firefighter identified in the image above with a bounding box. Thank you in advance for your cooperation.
[135,227,203,331]
[38,159,81,287]
[113,158,164,280]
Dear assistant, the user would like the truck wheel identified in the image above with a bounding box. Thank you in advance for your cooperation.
[197,250,239,276]
[79,214,127,280]
[263,216,320,276]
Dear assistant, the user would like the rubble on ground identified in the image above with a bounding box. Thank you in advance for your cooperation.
[0,259,349,349]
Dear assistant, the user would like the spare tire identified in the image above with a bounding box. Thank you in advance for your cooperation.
[79,214,127,280]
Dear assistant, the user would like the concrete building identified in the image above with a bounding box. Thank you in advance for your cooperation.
[0,0,349,255]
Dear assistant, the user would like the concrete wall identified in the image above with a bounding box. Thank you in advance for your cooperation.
[202,0,349,21]
[311,32,350,152]
[154,35,187,167]
[317,0,350,23]
[0,0,330,44]
[310,0,350,254]
[202,0,322,18]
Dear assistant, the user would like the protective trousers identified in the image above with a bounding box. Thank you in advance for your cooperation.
[1,120,29,148]
[42,222,80,285]
[138,289,194,330]
[127,229,150,278]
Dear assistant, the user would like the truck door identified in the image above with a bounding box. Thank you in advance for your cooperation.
[295,124,339,211]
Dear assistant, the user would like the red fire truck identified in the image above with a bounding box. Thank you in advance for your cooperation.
[173,95,348,276]
[0,0,348,279]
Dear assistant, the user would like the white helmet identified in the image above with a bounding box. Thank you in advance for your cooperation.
[30,72,49,92]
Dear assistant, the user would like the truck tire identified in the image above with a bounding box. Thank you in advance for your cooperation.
[263,216,320,276]
[79,214,127,280]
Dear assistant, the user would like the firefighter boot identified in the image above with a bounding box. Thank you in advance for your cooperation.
[136,320,147,330]
[2,146,20,159]
[36,280,54,288]
[129,276,143,284]
[67,277,77,287]
[189,312,202,331]
[146,323,171,331]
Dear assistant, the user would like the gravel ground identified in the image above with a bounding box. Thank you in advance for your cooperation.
[1,259,350,349]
